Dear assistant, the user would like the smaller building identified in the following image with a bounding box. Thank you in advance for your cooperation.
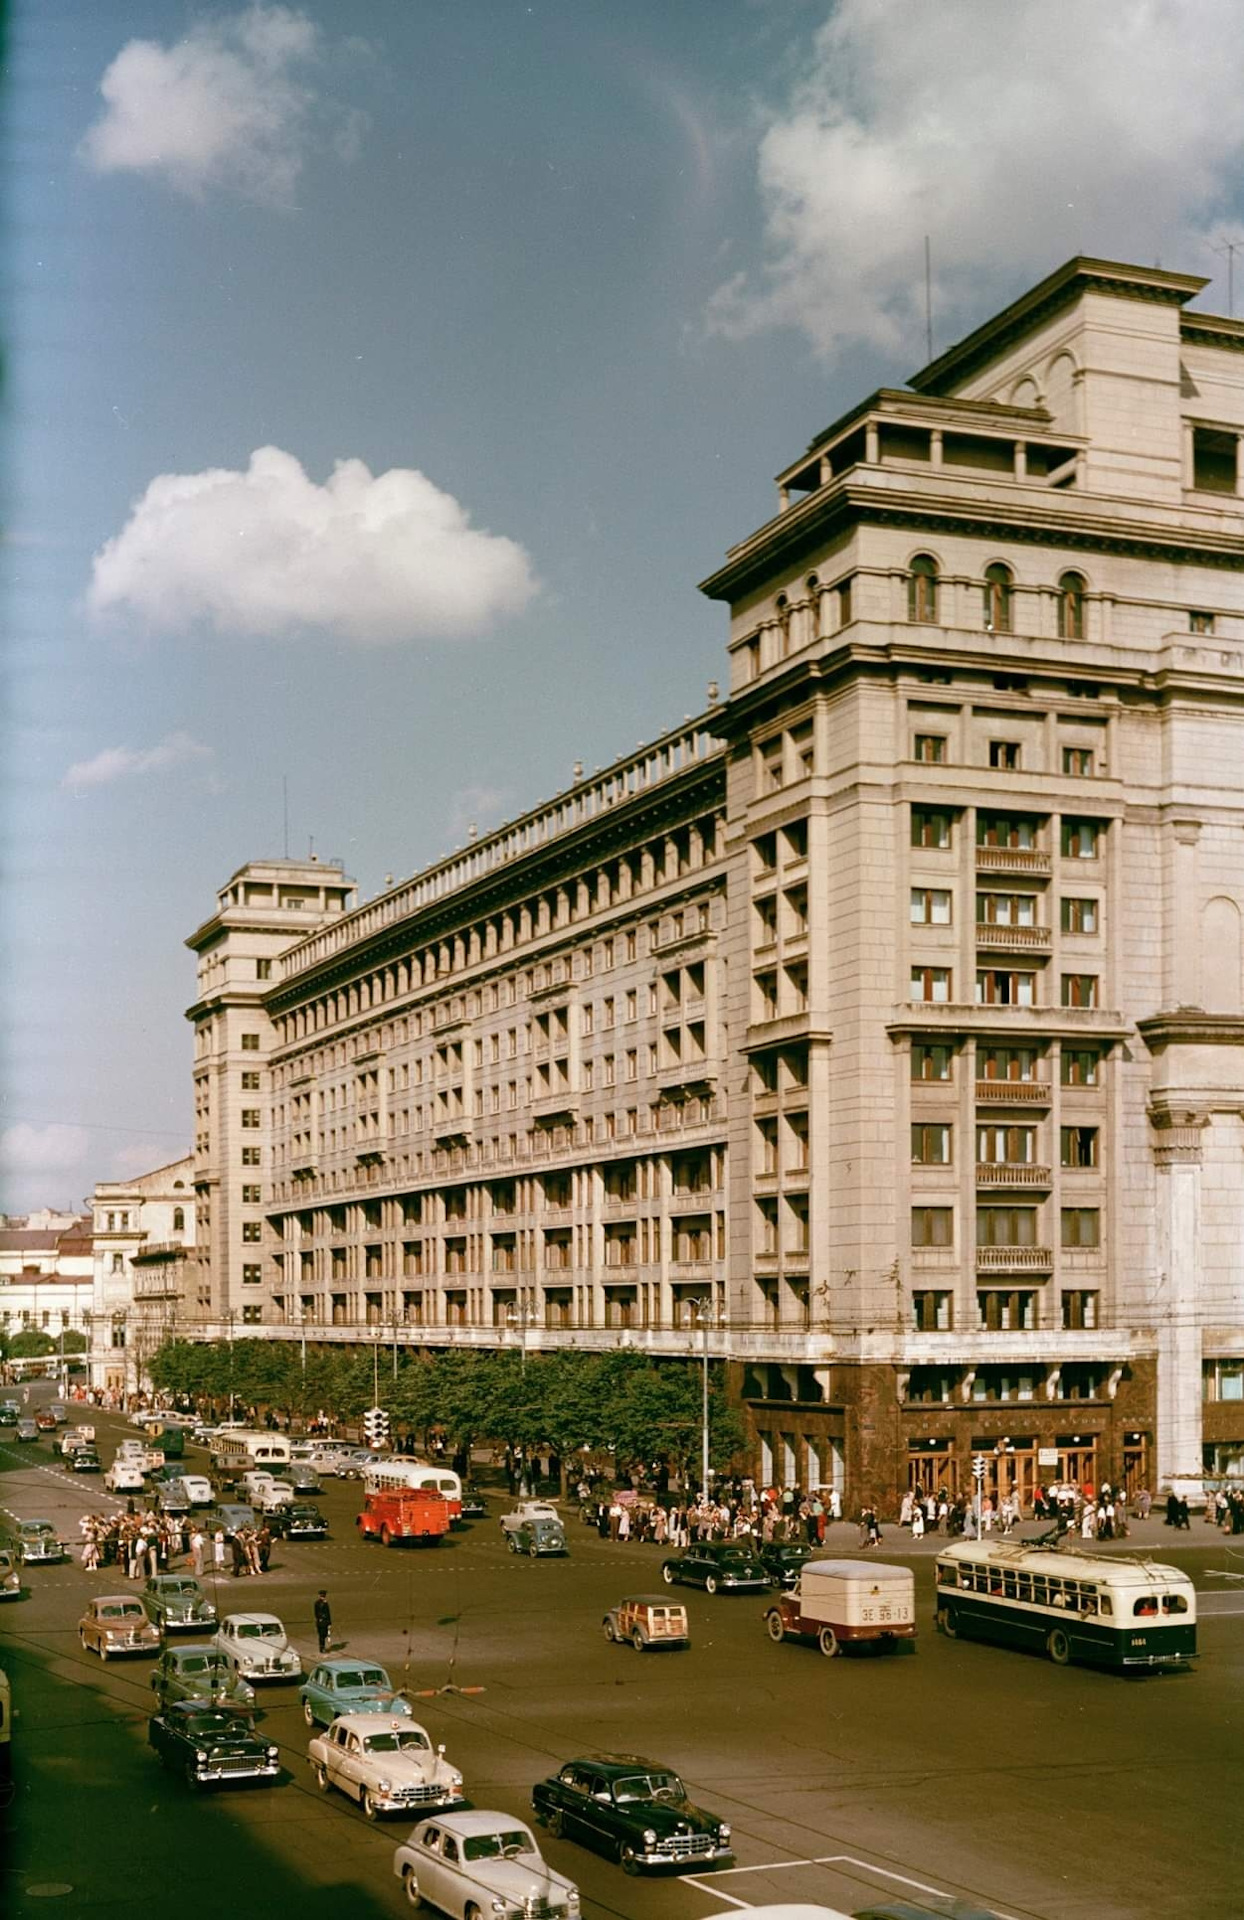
[0,1212,94,1355]
[91,1158,197,1395]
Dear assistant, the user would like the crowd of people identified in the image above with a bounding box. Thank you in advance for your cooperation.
[76,1508,276,1578]
[577,1478,846,1548]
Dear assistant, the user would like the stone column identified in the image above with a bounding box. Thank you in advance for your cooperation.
[1150,1108,1207,1494]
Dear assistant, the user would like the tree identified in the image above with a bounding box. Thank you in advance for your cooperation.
[8,1330,57,1359]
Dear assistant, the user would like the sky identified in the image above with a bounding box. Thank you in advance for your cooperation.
[3,0,1244,1214]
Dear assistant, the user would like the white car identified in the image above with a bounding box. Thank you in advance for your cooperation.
[335,1447,383,1478]
[256,1479,296,1512]
[393,1810,580,1916]
[104,1460,147,1494]
[213,1612,302,1682]
[177,1473,214,1506]
[310,1713,464,1822]
[499,1500,561,1536]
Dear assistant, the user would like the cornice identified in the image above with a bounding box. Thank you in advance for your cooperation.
[1138,1011,1244,1049]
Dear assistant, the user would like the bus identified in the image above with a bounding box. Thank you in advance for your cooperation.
[362,1459,462,1522]
[934,1540,1196,1671]
[208,1429,291,1475]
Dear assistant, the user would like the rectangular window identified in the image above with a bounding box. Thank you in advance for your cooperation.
[911,1042,953,1081]
[241,1033,260,1051]
[977,892,1036,927]
[989,741,1021,770]
[914,733,947,764]
[1061,819,1102,859]
[242,1265,262,1286]
[625,990,637,1022]
[1062,746,1095,776]
[241,1222,262,1243]
[1061,1047,1101,1086]
[241,1071,261,1091]
[242,1184,262,1204]
[912,1290,953,1332]
[911,807,952,849]
[977,1290,1037,1331]
[1061,1207,1101,1248]
[1062,1290,1099,1330]
[977,1125,1036,1165]
[911,967,952,1004]
[837,578,853,627]
[1189,610,1215,635]
[760,737,784,791]
[977,813,1037,850]
[625,1050,638,1081]
[911,1123,952,1165]
[1060,1125,1099,1169]
[977,1206,1038,1246]
[1061,897,1099,934]
[242,1147,261,1166]
[975,969,1037,1006]
[241,1109,261,1129]
[912,1206,954,1247]
[1061,973,1099,1008]
[910,888,952,925]
[256,959,272,980]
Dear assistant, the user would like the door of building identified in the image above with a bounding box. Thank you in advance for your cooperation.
[1122,1434,1149,1494]
[907,1441,958,1498]
[1057,1439,1098,1490]
[974,1440,1038,1509]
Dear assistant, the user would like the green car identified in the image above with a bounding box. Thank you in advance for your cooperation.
[150,1643,255,1708]
[298,1657,413,1728]
[141,1574,218,1633]
[507,1516,568,1557]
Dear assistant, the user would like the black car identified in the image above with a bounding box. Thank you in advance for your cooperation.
[532,1753,732,1875]
[660,1543,770,1594]
[459,1487,489,1520]
[148,1701,280,1789]
[268,1502,327,1540]
[757,1540,813,1590]
[71,1448,102,1473]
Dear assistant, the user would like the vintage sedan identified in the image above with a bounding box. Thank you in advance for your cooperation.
[458,1487,488,1520]
[0,1550,23,1601]
[213,1612,302,1683]
[141,1574,218,1633]
[79,1595,162,1660]
[151,1643,255,1708]
[660,1542,770,1595]
[15,1418,39,1442]
[148,1701,280,1789]
[309,1712,463,1820]
[35,1409,58,1432]
[269,1500,328,1540]
[287,1466,323,1497]
[393,1810,580,1917]
[506,1515,567,1557]
[499,1499,561,1537]
[602,1596,690,1651]
[70,1447,102,1473]
[532,1754,733,1874]
[299,1657,413,1728]
[758,1541,815,1590]
[7,1519,65,1565]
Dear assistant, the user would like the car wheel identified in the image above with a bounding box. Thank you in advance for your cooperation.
[661,1564,675,1585]
[528,1541,539,1558]
[620,1843,641,1875]
[766,1610,786,1643]
[465,1906,483,1920]
[302,1699,316,1726]
[1047,1627,1071,1667]
[99,1642,110,1661]
[545,1807,564,1839]
[818,1626,839,1658]
[184,1762,200,1791]
[507,1536,518,1554]
[603,1618,616,1641]
[401,1867,424,1910]
[362,1789,380,1821]
[380,1527,392,1548]
[315,1762,331,1792]
[79,1630,89,1651]
[936,1606,957,1639]
[631,1628,646,1652]
[704,1574,718,1595]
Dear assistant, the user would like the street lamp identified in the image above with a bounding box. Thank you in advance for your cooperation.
[506,1300,537,1494]
[688,1295,721,1501]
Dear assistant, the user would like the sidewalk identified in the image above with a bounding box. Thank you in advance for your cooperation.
[822,1514,1240,1555]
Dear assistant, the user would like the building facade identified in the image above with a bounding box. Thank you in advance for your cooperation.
[90,1158,197,1394]
[0,1212,94,1355]
[188,258,1244,1503]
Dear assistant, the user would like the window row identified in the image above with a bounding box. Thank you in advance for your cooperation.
[912,1206,1101,1247]
[912,808,1106,856]
[912,1042,1101,1084]
[912,1125,1100,1167]
[913,1288,1101,1333]
[911,968,1101,1007]
[911,889,1099,932]
[908,557,1088,639]
[914,733,1099,777]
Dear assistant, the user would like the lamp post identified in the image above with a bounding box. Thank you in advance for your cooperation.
[506,1300,536,1494]
[689,1295,719,1501]
[224,1309,236,1419]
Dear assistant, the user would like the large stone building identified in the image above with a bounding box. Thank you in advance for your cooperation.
[90,1158,197,1395]
[187,258,1244,1504]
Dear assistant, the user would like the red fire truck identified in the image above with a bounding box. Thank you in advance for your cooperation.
[356,1488,451,1547]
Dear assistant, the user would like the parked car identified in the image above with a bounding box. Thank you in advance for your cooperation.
[213,1612,301,1683]
[5,1519,65,1565]
[150,1642,255,1708]
[506,1514,568,1557]
[300,1658,414,1728]
[15,1418,39,1443]
[0,1550,23,1601]
[602,1595,690,1651]
[78,1595,162,1660]
[268,1501,328,1540]
[70,1447,102,1473]
[758,1541,814,1590]
[531,1754,733,1874]
[148,1701,280,1789]
[141,1574,218,1633]
[660,1543,770,1594]
[499,1499,561,1536]
[393,1810,580,1917]
[309,1712,463,1820]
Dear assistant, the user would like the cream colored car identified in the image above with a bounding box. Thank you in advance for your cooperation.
[309,1713,463,1821]
[79,1595,161,1660]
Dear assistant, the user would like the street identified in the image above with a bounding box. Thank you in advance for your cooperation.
[2,1399,1242,1920]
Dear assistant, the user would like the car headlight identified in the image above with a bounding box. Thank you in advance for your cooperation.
[267,1746,279,1760]
[490,1903,506,1917]
[376,1777,392,1792]
[718,1824,731,1843]
[196,1749,208,1763]
[565,1897,580,1919]
[643,1829,657,1846]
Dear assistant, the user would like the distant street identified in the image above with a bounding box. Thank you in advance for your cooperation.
[2,1396,1242,1920]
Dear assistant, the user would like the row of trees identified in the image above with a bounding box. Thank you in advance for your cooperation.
[147,1339,748,1487]
[0,1328,88,1362]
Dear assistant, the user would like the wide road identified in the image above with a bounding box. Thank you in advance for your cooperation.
[1,1394,1242,1920]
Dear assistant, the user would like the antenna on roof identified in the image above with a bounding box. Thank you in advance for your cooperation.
[283,775,289,859]
[1210,236,1243,318]
[924,235,933,362]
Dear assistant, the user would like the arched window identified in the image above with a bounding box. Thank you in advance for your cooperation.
[908,555,939,623]
[983,563,1013,634]
[172,1207,185,1233]
[1058,572,1086,640]
[776,593,791,655]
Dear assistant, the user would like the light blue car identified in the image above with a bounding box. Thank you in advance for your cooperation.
[298,1657,414,1728]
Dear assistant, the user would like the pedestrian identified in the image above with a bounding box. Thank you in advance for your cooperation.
[314,1589,333,1654]
[213,1528,226,1573]
[190,1527,205,1577]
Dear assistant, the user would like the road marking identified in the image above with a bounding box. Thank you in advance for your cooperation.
[684,1853,1023,1917]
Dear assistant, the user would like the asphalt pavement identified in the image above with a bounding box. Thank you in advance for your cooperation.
[1,1393,1242,1920]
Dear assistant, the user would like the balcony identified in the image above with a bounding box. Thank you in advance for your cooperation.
[976,1245,1053,1271]
[531,1090,579,1122]
[975,846,1051,876]
[974,923,1051,952]
[976,1163,1051,1187]
[976,1079,1050,1105]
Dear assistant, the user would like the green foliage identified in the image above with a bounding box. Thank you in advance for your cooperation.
[8,1329,57,1359]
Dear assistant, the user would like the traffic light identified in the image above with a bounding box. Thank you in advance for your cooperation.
[363,1407,390,1449]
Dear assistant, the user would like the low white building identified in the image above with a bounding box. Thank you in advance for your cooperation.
[90,1157,197,1395]
[0,1212,95,1355]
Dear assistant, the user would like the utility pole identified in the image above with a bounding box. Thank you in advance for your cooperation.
[1211,237,1242,318]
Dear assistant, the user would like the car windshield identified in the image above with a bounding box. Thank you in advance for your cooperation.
[101,1604,142,1619]
[186,1712,250,1736]
[614,1772,684,1804]
[21,1523,52,1537]
[180,1657,208,1674]
[717,1550,755,1565]
[362,1729,430,1754]
[463,1831,532,1861]
[333,1670,384,1689]
[162,1581,199,1595]
[236,1622,283,1639]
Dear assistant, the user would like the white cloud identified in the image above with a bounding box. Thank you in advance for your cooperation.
[63,731,211,792]
[0,1124,90,1178]
[708,0,1244,359]
[79,4,357,204]
[88,447,539,645]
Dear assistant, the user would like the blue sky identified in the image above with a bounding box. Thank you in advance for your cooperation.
[4,0,1243,1212]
